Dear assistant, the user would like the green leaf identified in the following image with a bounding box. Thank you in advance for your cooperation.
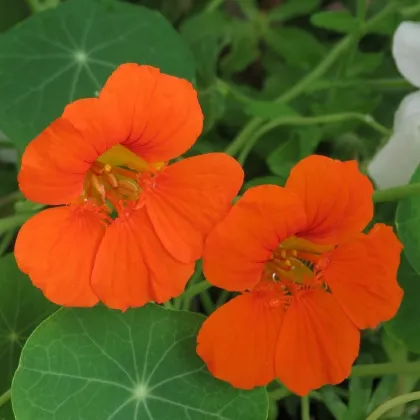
[267,0,320,22]
[220,22,259,75]
[367,376,397,414]
[267,127,322,179]
[0,0,29,33]
[263,27,326,70]
[385,254,420,354]
[320,386,347,420]
[199,84,226,133]
[344,356,373,420]
[310,10,360,33]
[181,11,228,85]
[0,0,195,151]
[0,254,57,419]
[396,167,420,276]
[12,305,268,419]
[245,101,298,119]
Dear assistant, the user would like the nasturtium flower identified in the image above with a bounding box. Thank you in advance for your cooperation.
[368,21,420,188]
[15,64,243,310]
[197,155,402,396]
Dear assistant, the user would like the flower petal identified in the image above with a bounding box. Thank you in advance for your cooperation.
[392,22,420,87]
[197,292,284,389]
[203,184,306,291]
[144,153,244,264]
[368,91,420,188]
[99,64,203,162]
[286,155,373,245]
[14,205,104,306]
[18,118,97,205]
[323,224,403,329]
[91,207,195,311]
[275,290,360,396]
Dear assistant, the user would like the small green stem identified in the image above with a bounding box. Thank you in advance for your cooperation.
[373,183,420,203]
[308,78,411,92]
[181,280,212,310]
[352,362,420,377]
[301,395,310,420]
[238,112,389,165]
[204,0,223,13]
[0,228,16,256]
[0,213,34,236]
[216,290,230,307]
[0,191,23,209]
[224,2,398,158]
[26,0,60,12]
[269,387,291,401]
[200,290,214,314]
[366,391,420,420]
[0,389,11,408]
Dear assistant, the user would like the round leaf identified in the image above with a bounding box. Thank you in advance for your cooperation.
[385,254,420,353]
[12,305,268,420]
[0,0,195,150]
[0,254,57,419]
[396,166,420,275]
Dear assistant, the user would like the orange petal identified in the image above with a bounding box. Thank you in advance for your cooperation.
[62,97,125,153]
[275,290,360,396]
[99,64,203,162]
[323,224,403,329]
[197,292,284,389]
[144,153,244,263]
[18,118,98,205]
[14,206,104,306]
[91,206,195,311]
[286,155,374,245]
[203,184,306,291]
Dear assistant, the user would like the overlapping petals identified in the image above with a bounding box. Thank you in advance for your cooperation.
[203,185,306,291]
[199,155,402,395]
[15,63,243,309]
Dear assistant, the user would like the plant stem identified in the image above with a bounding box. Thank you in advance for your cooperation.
[352,362,420,377]
[204,0,223,13]
[216,290,230,307]
[0,191,23,209]
[0,228,16,256]
[373,183,420,203]
[200,290,214,314]
[0,213,34,236]
[237,112,390,165]
[181,280,212,310]
[301,395,310,420]
[225,2,398,158]
[308,78,411,92]
[269,387,291,401]
[366,391,420,420]
[0,389,11,408]
[26,0,60,12]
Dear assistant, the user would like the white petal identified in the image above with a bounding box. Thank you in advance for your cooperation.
[393,21,420,87]
[368,91,420,189]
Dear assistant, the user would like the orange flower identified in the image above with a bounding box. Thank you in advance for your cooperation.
[15,64,243,309]
[197,155,403,396]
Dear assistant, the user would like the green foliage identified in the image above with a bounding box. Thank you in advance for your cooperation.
[310,10,360,34]
[12,304,268,419]
[0,254,57,418]
[385,255,420,354]
[0,0,195,151]
[1,0,420,419]
[396,167,420,276]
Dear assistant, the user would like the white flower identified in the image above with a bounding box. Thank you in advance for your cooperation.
[368,22,420,189]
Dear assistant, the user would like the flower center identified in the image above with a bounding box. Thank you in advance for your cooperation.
[81,145,164,213]
[266,236,331,285]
